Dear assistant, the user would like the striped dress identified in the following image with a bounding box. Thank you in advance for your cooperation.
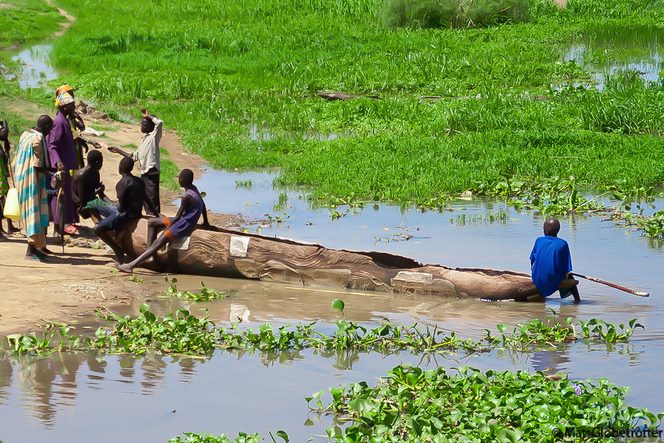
[14,130,50,237]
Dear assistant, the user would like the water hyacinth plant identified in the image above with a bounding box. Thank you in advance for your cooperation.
[0,304,645,357]
[312,365,664,442]
[162,276,234,302]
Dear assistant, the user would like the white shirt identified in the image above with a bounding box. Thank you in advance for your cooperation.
[132,116,162,175]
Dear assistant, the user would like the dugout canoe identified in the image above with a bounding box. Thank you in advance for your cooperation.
[117,219,576,301]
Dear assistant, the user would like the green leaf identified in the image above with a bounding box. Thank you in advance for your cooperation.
[331,298,345,314]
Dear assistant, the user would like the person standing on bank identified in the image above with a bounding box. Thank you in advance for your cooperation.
[49,91,80,235]
[529,218,580,303]
[14,115,54,261]
[107,108,162,216]
[55,84,88,169]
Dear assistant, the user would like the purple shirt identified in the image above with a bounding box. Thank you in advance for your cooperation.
[48,112,77,169]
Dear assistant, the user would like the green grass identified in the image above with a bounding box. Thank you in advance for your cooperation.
[20,0,664,207]
[0,0,62,98]
[0,0,62,54]
[159,147,180,191]
[380,0,530,29]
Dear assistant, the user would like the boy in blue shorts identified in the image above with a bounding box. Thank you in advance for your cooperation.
[117,168,208,273]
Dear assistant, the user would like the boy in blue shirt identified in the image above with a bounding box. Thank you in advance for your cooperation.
[530,218,580,302]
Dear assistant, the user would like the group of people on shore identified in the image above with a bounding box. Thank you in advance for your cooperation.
[0,84,209,273]
[0,85,578,300]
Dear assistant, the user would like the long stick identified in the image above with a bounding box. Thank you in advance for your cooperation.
[570,272,649,297]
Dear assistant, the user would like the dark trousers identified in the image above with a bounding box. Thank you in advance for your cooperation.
[142,169,160,216]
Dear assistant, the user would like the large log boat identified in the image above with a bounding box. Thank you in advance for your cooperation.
[118,220,576,301]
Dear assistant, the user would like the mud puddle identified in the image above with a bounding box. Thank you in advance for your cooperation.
[11,43,57,89]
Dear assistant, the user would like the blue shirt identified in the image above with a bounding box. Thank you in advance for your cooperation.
[530,235,573,297]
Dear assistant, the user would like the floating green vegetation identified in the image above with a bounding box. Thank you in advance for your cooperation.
[451,210,508,226]
[169,432,264,443]
[1,306,644,358]
[312,364,664,442]
[169,431,289,443]
[4,323,80,356]
[273,192,289,211]
[579,318,644,343]
[235,179,254,189]
[380,0,530,29]
[90,304,218,356]
[162,276,234,302]
[216,321,485,354]
[622,210,664,240]
[473,176,606,215]
[489,317,643,349]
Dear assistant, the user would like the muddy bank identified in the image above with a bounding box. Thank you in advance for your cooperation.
[0,96,239,335]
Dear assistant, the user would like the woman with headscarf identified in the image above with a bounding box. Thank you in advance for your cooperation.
[55,84,88,168]
[14,115,53,261]
[48,90,80,235]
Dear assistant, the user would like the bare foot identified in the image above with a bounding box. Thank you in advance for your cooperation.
[116,263,133,273]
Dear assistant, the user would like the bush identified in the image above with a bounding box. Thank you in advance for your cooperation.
[380,0,530,29]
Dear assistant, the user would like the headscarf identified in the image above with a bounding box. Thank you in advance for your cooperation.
[55,84,74,97]
[56,91,75,108]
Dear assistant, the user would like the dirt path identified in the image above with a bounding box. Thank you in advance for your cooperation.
[45,0,76,38]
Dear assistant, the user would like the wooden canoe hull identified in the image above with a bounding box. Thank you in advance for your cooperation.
[120,219,574,301]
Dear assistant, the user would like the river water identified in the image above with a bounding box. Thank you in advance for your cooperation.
[0,167,662,442]
[2,31,664,442]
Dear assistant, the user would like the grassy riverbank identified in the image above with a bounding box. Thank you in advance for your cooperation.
[22,0,664,207]
[0,0,61,54]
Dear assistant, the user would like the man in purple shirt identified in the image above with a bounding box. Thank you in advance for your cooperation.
[48,92,80,234]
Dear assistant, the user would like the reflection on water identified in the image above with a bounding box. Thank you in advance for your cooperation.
[11,44,58,89]
[560,26,664,90]
[0,340,651,442]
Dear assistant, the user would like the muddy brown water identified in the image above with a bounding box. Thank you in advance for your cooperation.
[1,168,663,442]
